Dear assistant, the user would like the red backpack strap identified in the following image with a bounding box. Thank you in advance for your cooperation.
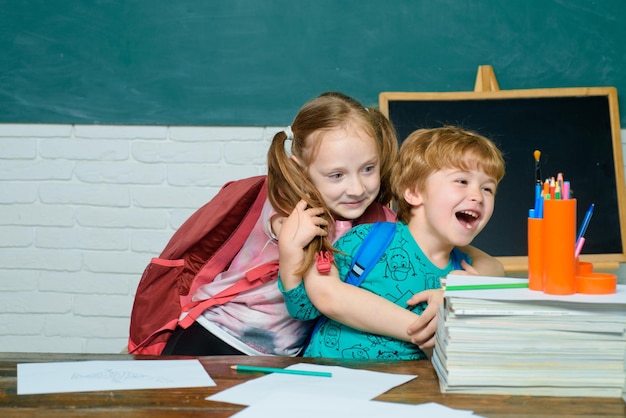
[179,261,279,328]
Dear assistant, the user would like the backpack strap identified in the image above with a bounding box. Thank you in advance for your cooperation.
[310,222,396,336]
[450,247,466,270]
[345,222,396,287]
[179,261,279,328]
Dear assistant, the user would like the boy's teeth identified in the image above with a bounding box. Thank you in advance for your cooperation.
[459,210,478,218]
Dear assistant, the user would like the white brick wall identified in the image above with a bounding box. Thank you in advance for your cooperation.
[0,123,281,353]
[0,123,625,354]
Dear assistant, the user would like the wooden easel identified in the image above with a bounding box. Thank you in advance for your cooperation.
[474,65,500,92]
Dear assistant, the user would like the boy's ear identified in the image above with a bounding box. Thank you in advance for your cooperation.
[403,187,424,206]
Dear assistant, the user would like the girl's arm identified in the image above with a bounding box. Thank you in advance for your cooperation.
[459,245,504,276]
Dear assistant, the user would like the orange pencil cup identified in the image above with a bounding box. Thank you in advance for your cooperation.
[527,217,544,291]
[542,198,576,295]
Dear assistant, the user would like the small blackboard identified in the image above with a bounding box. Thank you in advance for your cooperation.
[380,85,626,272]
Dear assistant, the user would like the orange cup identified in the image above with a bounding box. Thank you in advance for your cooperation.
[543,199,576,295]
[575,260,617,294]
[527,217,544,291]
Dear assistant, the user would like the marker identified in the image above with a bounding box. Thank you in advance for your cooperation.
[548,177,555,199]
[576,203,595,244]
[542,179,549,197]
[230,365,332,378]
[535,183,541,201]
[554,182,561,200]
[533,194,543,218]
[445,282,529,291]
[562,181,570,200]
[574,237,586,258]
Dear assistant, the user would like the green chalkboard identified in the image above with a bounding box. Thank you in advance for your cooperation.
[1,1,626,125]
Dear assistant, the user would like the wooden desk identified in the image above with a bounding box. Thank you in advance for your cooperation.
[1,352,624,417]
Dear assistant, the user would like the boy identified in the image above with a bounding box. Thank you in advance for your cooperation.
[281,126,505,359]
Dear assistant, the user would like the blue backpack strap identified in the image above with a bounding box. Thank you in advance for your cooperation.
[449,247,469,271]
[345,222,396,287]
[309,222,396,338]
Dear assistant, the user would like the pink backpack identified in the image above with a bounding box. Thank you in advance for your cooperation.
[127,176,275,355]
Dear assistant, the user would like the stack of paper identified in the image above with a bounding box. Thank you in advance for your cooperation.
[432,275,626,398]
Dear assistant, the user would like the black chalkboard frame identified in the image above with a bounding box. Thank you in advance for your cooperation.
[379,86,626,272]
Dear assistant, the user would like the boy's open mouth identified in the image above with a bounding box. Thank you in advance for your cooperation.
[456,210,479,230]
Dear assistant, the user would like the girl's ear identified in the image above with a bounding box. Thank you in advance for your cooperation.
[403,187,424,206]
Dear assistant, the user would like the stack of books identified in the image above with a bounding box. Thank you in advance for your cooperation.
[432,275,626,398]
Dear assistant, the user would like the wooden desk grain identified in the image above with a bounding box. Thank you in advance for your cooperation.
[1,353,624,417]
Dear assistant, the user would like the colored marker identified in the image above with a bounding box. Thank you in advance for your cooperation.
[542,179,549,197]
[554,182,561,200]
[230,365,332,378]
[576,203,595,244]
[548,177,555,199]
[533,194,543,218]
[562,181,570,200]
[574,237,586,258]
[535,183,541,201]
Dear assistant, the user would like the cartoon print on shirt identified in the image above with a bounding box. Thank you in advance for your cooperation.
[321,323,341,349]
[366,333,393,347]
[339,226,370,245]
[376,349,401,360]
[411,252,443,289]
[294,295,319,319]
[385,246,414,282]
[341,344,370,359]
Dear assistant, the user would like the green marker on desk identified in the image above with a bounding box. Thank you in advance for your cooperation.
[230,365,332,377]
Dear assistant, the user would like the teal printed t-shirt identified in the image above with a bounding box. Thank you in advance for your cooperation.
[299,221,470,360]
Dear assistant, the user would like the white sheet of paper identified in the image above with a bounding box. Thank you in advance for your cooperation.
[230,392,479,418]
[207,363,416,406]
[17,359,215,395]
[445,275,626,304]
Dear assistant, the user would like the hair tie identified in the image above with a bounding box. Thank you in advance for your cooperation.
[283,125,294,141]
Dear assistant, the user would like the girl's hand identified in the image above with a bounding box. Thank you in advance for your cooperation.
[278,200,329,291]
[278,199,328,249]
[405,289,444,348]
